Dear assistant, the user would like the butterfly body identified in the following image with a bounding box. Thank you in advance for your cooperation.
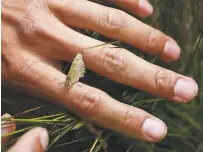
[66,53,86,87]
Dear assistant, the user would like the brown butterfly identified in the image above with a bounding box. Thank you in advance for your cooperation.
[66,53,86,87]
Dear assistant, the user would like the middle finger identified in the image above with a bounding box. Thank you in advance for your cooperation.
[47,0,181,61]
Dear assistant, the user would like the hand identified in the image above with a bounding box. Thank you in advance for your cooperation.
[2,0,198,142]
[1,113,49,152]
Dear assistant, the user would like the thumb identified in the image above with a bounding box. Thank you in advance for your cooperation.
[7,127,49,152]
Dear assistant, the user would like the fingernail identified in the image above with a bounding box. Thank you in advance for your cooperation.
[40,129,49,150]
[142,118,167,140]
[164,41,181,60]
[139,0,153,15]
[2,113,11,118]
[174,78,198,101]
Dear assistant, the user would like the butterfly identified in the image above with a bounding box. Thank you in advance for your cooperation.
[65,41,119,87]
[66,53,86,87]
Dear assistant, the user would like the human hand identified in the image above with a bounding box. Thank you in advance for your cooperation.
[2,0,198,142]
[1,113,49,152]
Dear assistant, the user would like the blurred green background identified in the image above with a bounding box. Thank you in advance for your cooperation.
[2,0,203,152]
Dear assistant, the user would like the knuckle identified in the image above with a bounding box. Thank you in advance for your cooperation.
[101,49,126,74]
[154,69,176,94]
[147,31,161,49]
[79,90,102,117]
[147,31,167,55]
[28,0,46,9]
[46,0,64,9]
[147,31,158,48]
[9,56,34,79]
[102,9,127,31]
[123,108,134,128]
[46,0,79,10]
[8,56,48,87]
[20,14,45,38]
[123,108,148,131]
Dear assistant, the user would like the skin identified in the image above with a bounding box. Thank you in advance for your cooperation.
[7,128,48,152]
[1,113,16,145]
[2,0,199,145]
[1,113,49,152]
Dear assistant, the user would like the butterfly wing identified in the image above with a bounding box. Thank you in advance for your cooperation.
[66,53,86,87]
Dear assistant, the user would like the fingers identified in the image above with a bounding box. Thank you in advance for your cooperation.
[9,56,166,141]
[107,0,153,18]
[47,0,180,61]
[65,83,167,141]
[1,113,16,145]
[82,46,198,102]
[12,1,194,102]
[33,17,197,102]
[7,127,49,152]
[67,88,167,142]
